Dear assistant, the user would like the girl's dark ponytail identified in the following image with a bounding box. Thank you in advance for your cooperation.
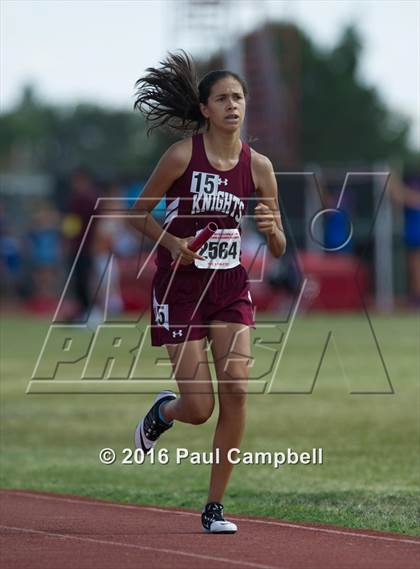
[134,50,204,135]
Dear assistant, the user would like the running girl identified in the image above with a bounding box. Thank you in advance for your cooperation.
[130,51,286,533]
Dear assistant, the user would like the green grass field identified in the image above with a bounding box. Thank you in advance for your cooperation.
[1,312,419,536]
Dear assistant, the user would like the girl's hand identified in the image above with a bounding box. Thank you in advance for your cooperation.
[255,203,277,235]
[168,236,204,266]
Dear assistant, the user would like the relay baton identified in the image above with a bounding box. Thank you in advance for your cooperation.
[171,222,218,268]
[189,222,218,251]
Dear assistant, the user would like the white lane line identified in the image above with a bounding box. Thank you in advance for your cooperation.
[0,525,279,569]
[2,490,420,546]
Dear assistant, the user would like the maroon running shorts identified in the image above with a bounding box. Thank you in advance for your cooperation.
[150,264,255,346]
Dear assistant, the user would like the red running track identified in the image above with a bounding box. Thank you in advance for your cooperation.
[0,490,419,569]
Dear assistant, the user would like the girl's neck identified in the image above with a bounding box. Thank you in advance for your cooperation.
[203,129,242,159]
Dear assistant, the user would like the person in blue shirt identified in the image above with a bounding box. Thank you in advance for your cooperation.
[388,171,420,306]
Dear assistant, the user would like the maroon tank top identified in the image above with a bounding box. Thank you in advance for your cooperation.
[156,133,256,269]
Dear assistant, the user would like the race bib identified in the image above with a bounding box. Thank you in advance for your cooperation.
[194,228,241,270]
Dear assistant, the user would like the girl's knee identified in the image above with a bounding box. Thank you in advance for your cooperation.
[219,380,248,404]
[183,395,215,425]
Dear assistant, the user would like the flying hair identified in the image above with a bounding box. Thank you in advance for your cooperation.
[134,50,248,135]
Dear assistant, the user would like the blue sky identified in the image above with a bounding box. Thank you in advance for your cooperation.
[1,0,419,147]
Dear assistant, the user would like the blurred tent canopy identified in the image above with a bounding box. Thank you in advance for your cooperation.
[0,23,417,181]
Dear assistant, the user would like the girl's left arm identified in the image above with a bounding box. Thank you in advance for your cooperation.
[251,152,287,257]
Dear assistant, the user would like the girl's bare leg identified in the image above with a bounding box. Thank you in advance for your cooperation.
[206,322,251,503]
[160,338,215,425]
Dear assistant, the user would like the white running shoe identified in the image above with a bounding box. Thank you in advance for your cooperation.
[201,502,238,534]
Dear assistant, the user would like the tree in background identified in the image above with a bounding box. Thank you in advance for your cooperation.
[297,25,412,165]
[0,86,169,181]
[0,24,417,178]
[204,23,416,169]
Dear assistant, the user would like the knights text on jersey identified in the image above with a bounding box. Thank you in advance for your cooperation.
[156,133,256,270]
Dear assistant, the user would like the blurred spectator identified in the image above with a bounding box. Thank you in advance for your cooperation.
[124,178,166,225]
[91,181,124,319]
[268,248,301,294]
[124,179,145,204]
[323,180,354,254]
[62,168,98,320]
[112,182,142,257]
[388,171,420,306]
[239,206,300,295]
[27,204,61,297]
[0,206,24,299]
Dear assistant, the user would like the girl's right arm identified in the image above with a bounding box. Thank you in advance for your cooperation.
[129,138,202,265]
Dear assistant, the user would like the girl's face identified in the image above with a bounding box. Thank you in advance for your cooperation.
[200,76,246,132]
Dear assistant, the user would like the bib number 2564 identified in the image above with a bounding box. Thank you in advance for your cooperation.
[194,229,241,270]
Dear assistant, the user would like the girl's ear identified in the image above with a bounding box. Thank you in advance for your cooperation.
[199,103,209,119]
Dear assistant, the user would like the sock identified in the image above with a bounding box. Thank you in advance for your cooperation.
[158,401,173,426]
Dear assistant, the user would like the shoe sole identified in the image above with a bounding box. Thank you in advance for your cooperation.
[203,520,238,534]
[203,528,237,534]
